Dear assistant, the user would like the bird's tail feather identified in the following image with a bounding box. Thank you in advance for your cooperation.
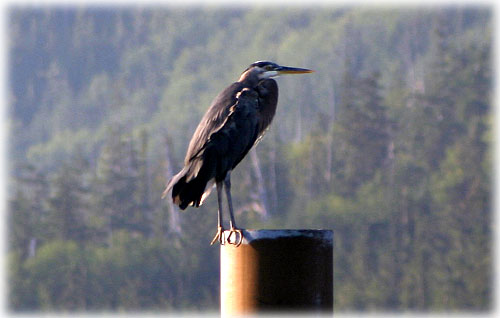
[163,160,215,210]
[161,167,188,199]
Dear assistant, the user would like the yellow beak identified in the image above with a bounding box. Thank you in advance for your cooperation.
[277,66,315,74]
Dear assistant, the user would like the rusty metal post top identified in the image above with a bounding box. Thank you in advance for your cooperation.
[220,229,334,315]
[224,229,333,245]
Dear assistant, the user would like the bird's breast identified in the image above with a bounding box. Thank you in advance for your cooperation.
[255,79,279,134]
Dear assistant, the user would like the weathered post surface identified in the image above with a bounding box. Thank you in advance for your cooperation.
[220,229,333,316]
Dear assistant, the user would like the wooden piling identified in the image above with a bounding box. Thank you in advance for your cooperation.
[220,229,333,316]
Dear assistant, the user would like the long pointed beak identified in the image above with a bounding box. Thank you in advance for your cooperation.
[277,66,314,75]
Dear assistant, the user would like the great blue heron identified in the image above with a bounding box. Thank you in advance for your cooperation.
[162,61,313,246]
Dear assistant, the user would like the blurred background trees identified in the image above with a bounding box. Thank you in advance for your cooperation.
[7,6,492,312]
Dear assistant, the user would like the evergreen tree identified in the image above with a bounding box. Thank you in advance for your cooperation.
[44,158,90,242]
[8,191,37,259]
[335,70,390,195]
[427,40,491,308]
[94,129,150,240]
[8,164,48,259]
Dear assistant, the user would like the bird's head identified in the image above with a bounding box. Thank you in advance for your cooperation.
[239,61,314,82]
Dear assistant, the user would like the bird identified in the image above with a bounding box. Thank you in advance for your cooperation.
[162,61,313,246]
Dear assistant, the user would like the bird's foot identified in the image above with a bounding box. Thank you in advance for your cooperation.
[210,226,226,245]
[226,227,243,247]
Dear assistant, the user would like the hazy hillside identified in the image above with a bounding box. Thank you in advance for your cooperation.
[8,6,492,312]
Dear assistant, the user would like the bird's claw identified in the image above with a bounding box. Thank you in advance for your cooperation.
[210,227,243,246]
[226,227,243,247]
[210,226,225,245]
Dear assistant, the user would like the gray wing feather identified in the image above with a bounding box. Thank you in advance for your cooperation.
[185,82,245,164]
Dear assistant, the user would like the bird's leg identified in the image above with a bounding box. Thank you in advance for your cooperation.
[210,181,226,245]
[224,172,243,246]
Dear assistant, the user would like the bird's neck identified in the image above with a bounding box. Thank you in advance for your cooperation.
[238,69,260,87]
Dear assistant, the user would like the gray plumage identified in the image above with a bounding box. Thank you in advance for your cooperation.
[161,61,312,246]
[163,70,278,209]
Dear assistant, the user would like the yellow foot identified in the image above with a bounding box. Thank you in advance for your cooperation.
[226,227,243,247]
[210,226,225,245]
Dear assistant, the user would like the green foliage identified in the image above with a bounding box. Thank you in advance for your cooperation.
[8,191,36,258]
[24,240,88,310]
[7,6,492,313]
[335,70,390,195]
[44,159,90,242]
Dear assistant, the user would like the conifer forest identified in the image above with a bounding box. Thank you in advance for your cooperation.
[7,5,492,313]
